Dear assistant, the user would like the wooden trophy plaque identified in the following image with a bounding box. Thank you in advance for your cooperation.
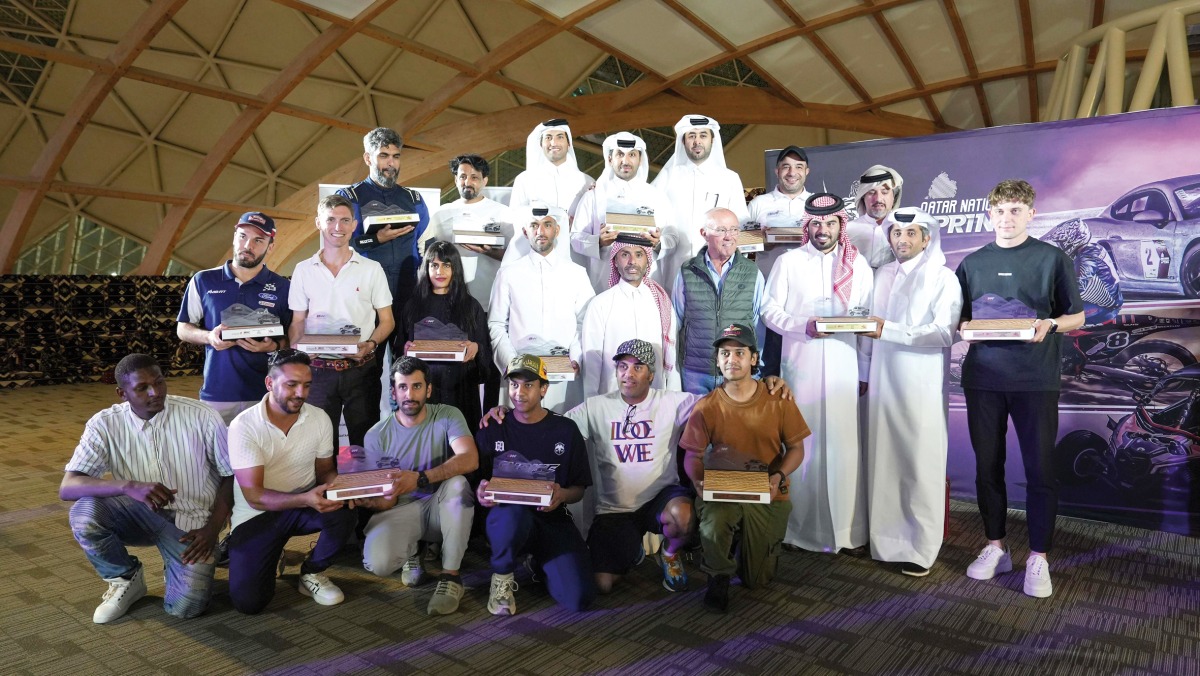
[295,334,359,354]
[325,468,396,501]
[220,323,283,340]
[815,317,876,333]
[406,339,469,362]
[703,469,771,504]
[765,226,807,244]
[737,229,765,253]
[961,318,1037,341]
[541,355,576,382]
[484,477,554,506]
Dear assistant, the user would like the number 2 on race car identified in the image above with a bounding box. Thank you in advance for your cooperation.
[1140,240,1171,279]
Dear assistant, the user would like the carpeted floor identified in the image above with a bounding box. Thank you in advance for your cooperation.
[3,377,1198,675]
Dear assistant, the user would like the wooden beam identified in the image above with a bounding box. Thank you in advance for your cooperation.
[0,0,188,274]
[0,34,445,152]
[1018,0,1038,121]
[943,0,992,126]
[870,10,945,128]
[135,0,399,275]
[847,60,1069,113]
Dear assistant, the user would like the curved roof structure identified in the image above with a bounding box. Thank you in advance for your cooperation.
[0,0,1171,275]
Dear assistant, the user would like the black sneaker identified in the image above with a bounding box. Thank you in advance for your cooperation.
[901,562,930,577]
[704,574,730,613]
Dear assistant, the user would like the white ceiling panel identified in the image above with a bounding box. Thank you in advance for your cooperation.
[785,0,860,22]
[683,0,790,46]
[1031,1,1091,61]
[932,87,983,129]
[957,0,1022,72]
[752,36,861,106]
[881,98,930,120]
[983,78,1029,127]
[882,0,967,84]
[525,0,595,19]
[815,17,911,98]
[577,0,723,75]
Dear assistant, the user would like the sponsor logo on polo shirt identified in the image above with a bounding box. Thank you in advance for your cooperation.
[263,283,277,292]
[259,293,277,301]
[207,289,225,294]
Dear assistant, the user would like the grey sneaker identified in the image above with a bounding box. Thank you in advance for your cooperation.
[966,544,1012,580]
[427,575,464,616]
[1023,555,1053,598]
[401,554,424,587]
[298,572,345,606]
[93,565,147,624]
[487,573,519,616]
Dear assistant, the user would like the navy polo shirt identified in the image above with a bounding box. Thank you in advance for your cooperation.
[177,262,292,403]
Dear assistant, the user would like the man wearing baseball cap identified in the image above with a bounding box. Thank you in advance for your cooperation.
[474,354,593,616]
[681,323,809,613]
[177,211,291,424]
[749,145,813,278]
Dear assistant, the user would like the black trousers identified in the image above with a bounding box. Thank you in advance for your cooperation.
[963,388,1060,554]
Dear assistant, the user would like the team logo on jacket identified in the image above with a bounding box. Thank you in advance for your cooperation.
[554,442,566,456]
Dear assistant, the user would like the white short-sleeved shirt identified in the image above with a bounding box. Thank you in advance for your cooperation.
[228,398,334,529]
[65,395,232,532]
[288,249,392,345]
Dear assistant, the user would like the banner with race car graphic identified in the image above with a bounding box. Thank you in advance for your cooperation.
[768,106,1200,535]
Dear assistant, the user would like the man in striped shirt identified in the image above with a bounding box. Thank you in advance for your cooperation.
[60,353,233,624]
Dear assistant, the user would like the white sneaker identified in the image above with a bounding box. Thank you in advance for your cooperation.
[298,572,345,606]
[427,576,464,616]
[966,544,1012,580]
[1023,555,1053,598]
[93,565,147,624]
[487,573,519,616]
[401,554,424,587]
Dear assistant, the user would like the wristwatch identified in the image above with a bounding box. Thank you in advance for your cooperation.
[416,471,429,489]
[1046,317,1058,334]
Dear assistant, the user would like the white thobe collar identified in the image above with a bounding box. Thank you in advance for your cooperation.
[896,250,925,277]
[616,279,651,298]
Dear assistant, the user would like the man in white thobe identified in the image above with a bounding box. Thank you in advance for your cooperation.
[748,145,813,279]
[572,131,676,291]
[581,240,681,398]
[489,203,595,414]
[430,154,511,310]
[863,208,962,576]
[504,118,595,267]
[762,193,873,553]
[652,115,749,292]
[845,165,903,270]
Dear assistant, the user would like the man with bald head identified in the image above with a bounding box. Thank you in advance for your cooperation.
[671,207,765,395]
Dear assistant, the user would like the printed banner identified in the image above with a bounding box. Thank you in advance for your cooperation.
[774,107,1200,534]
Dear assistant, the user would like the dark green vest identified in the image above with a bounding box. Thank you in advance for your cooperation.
[678,248,758,376]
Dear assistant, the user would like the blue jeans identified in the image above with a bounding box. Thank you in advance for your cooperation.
[487,505,594,611]
[681,369,721,396]
[69,496,215,619]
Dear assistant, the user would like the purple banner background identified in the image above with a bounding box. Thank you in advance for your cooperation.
[768,107,1200,535]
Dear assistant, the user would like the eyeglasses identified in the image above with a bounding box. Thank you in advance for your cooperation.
[622,404,637,437]
[268,348,302,367]
[709,228,739,237]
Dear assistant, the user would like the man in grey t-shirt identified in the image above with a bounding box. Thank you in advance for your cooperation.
[358,357,479,615]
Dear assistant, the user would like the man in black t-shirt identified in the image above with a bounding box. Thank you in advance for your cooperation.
[955,179,1084,599]
[475,355,593,616]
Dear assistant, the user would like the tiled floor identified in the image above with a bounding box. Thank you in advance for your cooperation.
[4,377,1199,675]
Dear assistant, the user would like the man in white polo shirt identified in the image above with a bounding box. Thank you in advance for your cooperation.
[288,193,394,446]
[226,349,357,614]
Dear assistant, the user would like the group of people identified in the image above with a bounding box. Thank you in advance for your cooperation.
[59,117,1083,625]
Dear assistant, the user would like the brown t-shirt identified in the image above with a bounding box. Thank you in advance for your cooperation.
[680,382,810,500]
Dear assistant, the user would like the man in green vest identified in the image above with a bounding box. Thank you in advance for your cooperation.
[670,207,766,394]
